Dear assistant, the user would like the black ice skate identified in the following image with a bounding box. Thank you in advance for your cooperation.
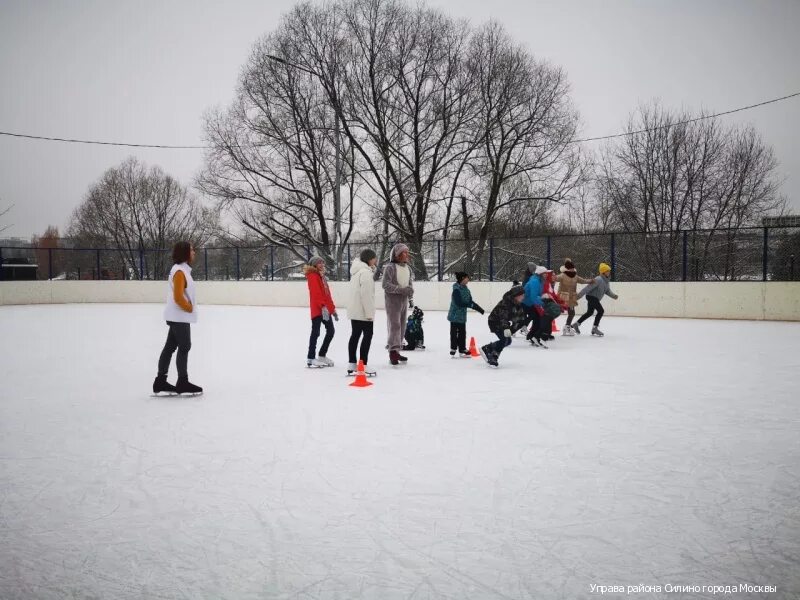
[591,326,604,337]
[572,322,581,335]
[152,375,177,396]
[479,344,498,367]
[175,377,203,395]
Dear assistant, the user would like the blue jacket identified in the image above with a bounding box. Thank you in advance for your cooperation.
[447,283,484,323]
[523,275,543,307]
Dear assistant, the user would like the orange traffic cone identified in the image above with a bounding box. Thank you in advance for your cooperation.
[552,319,559,333]
[349,359,373,388]
[468,337,480,357]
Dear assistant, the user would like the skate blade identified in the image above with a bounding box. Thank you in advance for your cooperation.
[177,391,203,396]
[150,392,178,397]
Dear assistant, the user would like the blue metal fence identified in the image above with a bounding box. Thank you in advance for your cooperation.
[2,225,799,282]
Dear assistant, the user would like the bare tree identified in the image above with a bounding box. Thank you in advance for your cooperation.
[68,157,212,279]
[596,102,784,279]
[198,29,359,278]
[458,22,581,274]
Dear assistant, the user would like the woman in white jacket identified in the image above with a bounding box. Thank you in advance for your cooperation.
[346,248,378,376]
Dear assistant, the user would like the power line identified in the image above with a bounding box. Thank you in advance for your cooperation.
[571,91,800,143]
[0,91,798,150]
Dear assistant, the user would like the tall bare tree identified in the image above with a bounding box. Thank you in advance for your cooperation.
[68,157,212,279]
[198,30,358,278]
[597,102,784,279]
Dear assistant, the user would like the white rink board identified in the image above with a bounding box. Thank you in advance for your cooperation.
[1,280,800,320]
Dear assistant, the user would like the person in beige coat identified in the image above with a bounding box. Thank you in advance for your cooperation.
[382,242,414,365]
[555,258,593,336]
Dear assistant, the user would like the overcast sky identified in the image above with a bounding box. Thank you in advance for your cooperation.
[1,0,798,239]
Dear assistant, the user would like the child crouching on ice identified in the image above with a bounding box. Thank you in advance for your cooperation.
[447,272,485,357]
[480,285,526,367]
[574,262,619,336]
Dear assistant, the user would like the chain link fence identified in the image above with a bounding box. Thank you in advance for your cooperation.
[2,226,799,283]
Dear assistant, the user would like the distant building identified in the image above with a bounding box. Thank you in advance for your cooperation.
[762,215,800,227]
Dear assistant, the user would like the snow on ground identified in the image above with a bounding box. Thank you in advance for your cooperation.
[1,303,799,600]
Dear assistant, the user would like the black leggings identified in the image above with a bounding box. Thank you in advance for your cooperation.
[578,296,604,327]
[523,305,541,339]
[308,316,335,360]
[449,322,467,353]
[348,320,374,364]
[158,321,191,379]
[566,307,576,325]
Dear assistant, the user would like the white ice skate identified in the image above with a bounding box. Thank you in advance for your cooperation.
[307,358,327,368]
[562,325,575,336]
[591,326,604,337]
[317,356,335,367]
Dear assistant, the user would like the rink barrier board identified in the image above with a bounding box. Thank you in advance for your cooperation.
[0,280,798,321]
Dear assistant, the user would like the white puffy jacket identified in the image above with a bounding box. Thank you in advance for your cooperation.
[347,259,376,321]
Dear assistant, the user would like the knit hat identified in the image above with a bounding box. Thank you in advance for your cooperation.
[391,243,410,261]
[526,262,538,275]
[455,271,469,283]
[509,285,525,298]
[564,258,575,271]
[308,255,325,268]
[359,248,377,263]
[599,262,611,274]
[534,265,549,275]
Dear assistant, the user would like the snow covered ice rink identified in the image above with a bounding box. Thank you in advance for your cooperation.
[1,303,799,599]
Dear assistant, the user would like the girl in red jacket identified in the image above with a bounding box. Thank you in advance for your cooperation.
[304,256,337,367]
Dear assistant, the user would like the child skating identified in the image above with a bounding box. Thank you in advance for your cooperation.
[447,272,485,357]
[555,258,593,336]
[574,262,619,336]
[480,285,526,367]
[304,256,338,367]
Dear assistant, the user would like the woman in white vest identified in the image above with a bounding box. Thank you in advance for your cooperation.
[153,242,202,395]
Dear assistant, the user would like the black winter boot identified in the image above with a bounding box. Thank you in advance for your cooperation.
[153,375,176,394]
[176,377,203,395]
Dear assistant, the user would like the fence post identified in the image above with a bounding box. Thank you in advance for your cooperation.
[546,236,552,270]
[0,247,4,281]
[204,248,209,281]
[347,244,351,276]
[270,246,275,281]
[489,238,495,282]
[96,249,101,280]
[436,240,442,281]
[762,227,769,281]
[236,247,240,281]
[139,248,144,280]
[48,247,53,280]
[610,233,616,280]
[682,230,688,282]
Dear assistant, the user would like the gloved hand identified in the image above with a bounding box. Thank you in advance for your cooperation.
[321,306,330,322]
[332,311,339,321]
[403,286,414,297]
[534,305,545,317]
[503,328,512,338]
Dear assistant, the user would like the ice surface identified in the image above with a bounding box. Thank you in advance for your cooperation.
[1,303,799,599]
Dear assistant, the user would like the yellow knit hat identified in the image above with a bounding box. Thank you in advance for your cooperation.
[598,262,611,274]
